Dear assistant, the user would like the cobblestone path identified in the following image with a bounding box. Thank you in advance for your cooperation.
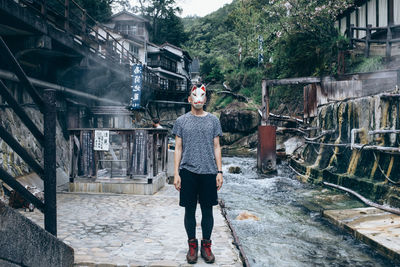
[20,185,242,267]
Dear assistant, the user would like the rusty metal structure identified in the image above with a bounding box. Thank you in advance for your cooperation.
[258,80,277,174]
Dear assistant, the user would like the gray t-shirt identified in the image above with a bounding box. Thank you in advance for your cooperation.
[172,112,223,174]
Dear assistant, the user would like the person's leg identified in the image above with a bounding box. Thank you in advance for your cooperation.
[198,173,217,264]
[200,204,214,240]
[184,205,197,240]
[180,169,200,264]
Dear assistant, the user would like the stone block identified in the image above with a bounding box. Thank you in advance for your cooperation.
[0,201,74,267]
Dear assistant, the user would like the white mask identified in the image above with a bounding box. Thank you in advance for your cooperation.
[190,84,206,110]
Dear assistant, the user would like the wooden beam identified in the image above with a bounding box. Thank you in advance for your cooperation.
[264,77,321,86]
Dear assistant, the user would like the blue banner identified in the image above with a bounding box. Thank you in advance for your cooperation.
[131,64,143,109]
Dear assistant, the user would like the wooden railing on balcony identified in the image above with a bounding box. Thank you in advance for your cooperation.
[20,0,140,66]
[350,24,400,59]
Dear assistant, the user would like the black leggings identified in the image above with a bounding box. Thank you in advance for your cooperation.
[184,205,214,240]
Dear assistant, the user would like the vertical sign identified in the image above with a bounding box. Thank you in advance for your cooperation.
[258,35,264,66]
[131,64,143,109]
[94,130,110,151]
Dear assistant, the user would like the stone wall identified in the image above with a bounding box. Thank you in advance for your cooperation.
[0,201,74,267]
[0,106,71,182]
[292,93,400,207]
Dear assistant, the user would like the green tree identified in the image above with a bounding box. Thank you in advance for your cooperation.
[138,0,182,42]
[75,0,113,22]
[155,11,188,46]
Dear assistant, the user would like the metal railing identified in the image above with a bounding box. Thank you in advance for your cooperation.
[0,37,57,236]
[350,23,400,59]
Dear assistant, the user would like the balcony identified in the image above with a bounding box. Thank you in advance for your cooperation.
[147,60,177,73]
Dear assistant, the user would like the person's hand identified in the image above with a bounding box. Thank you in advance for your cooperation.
[174,174,181,191]
[216,173,223,191]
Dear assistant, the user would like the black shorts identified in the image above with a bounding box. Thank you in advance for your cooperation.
[179,168,218,207]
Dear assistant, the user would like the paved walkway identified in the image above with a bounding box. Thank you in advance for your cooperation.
[324,207,400,263]
[20,185,242,267]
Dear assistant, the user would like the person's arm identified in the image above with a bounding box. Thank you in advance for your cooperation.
[214,136,223,190]
[174,136,182,191]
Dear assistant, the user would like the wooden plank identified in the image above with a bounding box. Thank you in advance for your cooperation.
[264,77,321,86]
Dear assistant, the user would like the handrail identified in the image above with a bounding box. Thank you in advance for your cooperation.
[0,37,57,236]
[15,0,189,95]
[349,23,400,59]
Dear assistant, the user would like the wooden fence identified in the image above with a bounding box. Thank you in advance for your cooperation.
[69,128,168,181]
[350,23,400,59]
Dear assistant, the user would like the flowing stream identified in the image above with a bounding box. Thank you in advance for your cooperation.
[219,157,397,267]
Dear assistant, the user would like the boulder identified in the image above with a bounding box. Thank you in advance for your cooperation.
[228,166,242,174]
[220,103,260,133]
[232,132,258,149]
[220,132,246,146]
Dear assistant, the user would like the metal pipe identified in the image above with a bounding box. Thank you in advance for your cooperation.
[323,182,400,216]
[351,128,400,153]
[0,69,124,106]
[305,140,350,147]
[304,129,336,141]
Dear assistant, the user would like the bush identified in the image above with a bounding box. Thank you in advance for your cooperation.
[352,56,384,73]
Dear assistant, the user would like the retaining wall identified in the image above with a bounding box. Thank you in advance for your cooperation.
[293,92,400,207]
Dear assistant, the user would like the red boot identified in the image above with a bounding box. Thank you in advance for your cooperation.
[186,239,198,264]
[201,239,215,263]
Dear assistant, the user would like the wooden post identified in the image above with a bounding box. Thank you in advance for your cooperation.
[64,0,70,31]
[81,9,87,35]
[350,24,354,48]
[386,24,392,61]
[40,0,47,17]
[43,89,57,236]
[365,24,371,58]
[261,80,268,126]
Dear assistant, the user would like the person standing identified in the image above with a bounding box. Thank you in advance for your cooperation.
[172,84,223,264]
[152,118,163,129]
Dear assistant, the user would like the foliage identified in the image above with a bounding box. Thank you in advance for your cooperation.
[113,0,186,46]
[183,0,355,113]
[138,0,183,44]
[154,11,188,45]
[75,0,113,22]
[349,55,385,73]
[200,57,224,83]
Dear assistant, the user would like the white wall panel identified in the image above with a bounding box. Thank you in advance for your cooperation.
[395,0,400,24]
[359,4,367,38]
[379,0,388,27]
[368,0,377,27]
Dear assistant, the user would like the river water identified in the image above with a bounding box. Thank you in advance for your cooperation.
[219,157,397,267]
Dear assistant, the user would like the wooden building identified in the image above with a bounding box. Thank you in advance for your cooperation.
[336,0,400,38]
[336,0,400,58]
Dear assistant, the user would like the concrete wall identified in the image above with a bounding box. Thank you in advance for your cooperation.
[0,201,74,267]
[293,92,400,207]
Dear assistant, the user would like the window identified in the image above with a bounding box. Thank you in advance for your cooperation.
[116,24,137,36]
[129,44,139,56]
